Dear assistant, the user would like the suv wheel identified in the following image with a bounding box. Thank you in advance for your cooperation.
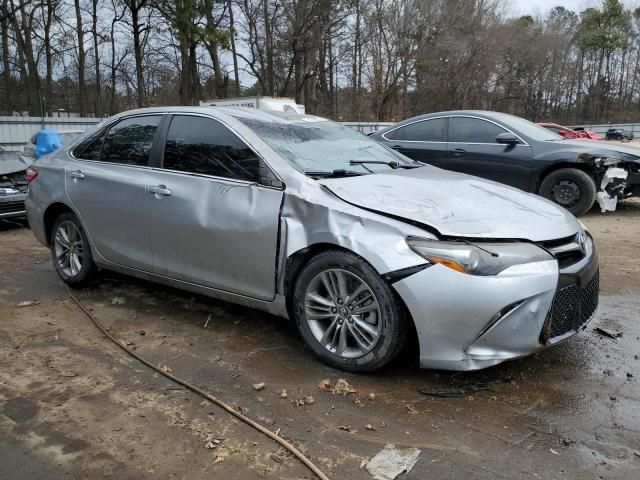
[292,250,407,372]
[51,212,96,286]
[539,168,597,217]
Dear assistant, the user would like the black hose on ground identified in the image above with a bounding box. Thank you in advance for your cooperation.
[66,286,331,480]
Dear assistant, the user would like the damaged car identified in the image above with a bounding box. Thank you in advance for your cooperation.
[26,107,599,372]
[0,148,33,220]
[370,111,640,216]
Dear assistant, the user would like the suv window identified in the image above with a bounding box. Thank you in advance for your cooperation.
[100,115,161,166]
[392,118,446,142]
[163,115,264,182]
[449,117,508,143]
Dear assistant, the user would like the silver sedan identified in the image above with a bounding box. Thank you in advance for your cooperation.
[25,107,599,372]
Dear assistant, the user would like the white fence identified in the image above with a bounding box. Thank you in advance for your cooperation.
[1,115,638,148]
[0,116,103,147]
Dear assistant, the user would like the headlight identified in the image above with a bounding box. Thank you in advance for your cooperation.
[406,237,553,276]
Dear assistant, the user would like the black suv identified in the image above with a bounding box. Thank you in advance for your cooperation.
[605,128,634,142]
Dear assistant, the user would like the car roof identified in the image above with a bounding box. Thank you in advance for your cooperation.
[109,105,327,125]
[385,110,520,127]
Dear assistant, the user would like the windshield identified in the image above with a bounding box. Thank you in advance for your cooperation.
[492,113,563,142]
[234,117,420,175]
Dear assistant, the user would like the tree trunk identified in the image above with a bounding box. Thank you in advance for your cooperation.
[228,0,240,95]
[74,0,87,116]
[203,0,226,98]
[263,0,274,95]
[130,1,145,107]
[1,0,12,115]
[44,0,54,116]
[92,0,102,116]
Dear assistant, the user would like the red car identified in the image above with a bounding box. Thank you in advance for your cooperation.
[537,122,602,140]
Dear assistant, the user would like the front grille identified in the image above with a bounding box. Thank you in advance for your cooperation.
[0,200,25,214]
[539,234,586,269]
[541,269,599,342]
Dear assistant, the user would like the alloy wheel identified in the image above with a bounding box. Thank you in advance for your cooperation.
[304,269,382,358]
[54,220,84,277]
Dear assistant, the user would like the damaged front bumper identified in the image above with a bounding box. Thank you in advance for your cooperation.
[579,154,640,212]
[392,234,598,371]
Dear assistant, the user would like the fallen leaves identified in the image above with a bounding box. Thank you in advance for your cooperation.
[333,378,358,396]
[338,425,354,433]
[204,434,223,449]
[295,395,315,406]
[317,378,357,395]
[404,404,418,414]
[17,300,40,307]
[318,379,332,391]
[232,404,247,414]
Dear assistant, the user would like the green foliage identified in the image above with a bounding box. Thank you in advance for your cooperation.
[577,0,631,51]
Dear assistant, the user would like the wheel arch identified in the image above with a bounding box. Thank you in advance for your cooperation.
[283,242,419,355]
[43,202,76,245]
[284,243,354,317]
[535,162,595,193]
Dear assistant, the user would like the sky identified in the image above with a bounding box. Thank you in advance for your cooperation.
[510,0,637,15]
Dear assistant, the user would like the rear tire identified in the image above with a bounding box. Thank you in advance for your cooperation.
[292,250,407,373]
[50,212,96,286]
[539,168,597,217]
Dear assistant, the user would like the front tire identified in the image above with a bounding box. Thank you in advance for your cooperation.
[51,212,96,286]
[539,168,597,217]
[292,250,407,373]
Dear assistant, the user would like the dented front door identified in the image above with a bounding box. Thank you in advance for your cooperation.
[146,113,284,301]
[146,171,283,300]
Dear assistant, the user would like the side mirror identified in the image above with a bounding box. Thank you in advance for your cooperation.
[259,177,285,189]
[496,132,519,145]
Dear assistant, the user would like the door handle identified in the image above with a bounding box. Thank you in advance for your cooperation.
[69,170,85,180]
[149,185,172,197]
[391,145,404,150]
[450,148,466,155]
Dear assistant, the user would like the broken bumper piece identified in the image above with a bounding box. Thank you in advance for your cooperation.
[0,192,27,219]
[590,157,640,212]
[392,234,598,371]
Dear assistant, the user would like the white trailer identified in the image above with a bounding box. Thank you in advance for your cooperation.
[199,96,305,114]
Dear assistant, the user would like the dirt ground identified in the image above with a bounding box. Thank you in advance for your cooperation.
[1,200,640,480]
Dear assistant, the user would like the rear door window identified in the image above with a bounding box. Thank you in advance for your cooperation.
[72,130,107,160]
[392,118,447,142]
[449,117,508,144]
[100,115,161,166]
[163,115,267,182]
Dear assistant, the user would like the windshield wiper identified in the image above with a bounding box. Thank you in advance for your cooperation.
[304,169,367,179]
[349,160,420,169]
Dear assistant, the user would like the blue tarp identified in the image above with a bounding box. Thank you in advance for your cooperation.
[34,129,63,159]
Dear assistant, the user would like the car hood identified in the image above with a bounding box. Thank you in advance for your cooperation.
[319,166,581,241]
[551,139,640,161]
[0,152,33,175]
